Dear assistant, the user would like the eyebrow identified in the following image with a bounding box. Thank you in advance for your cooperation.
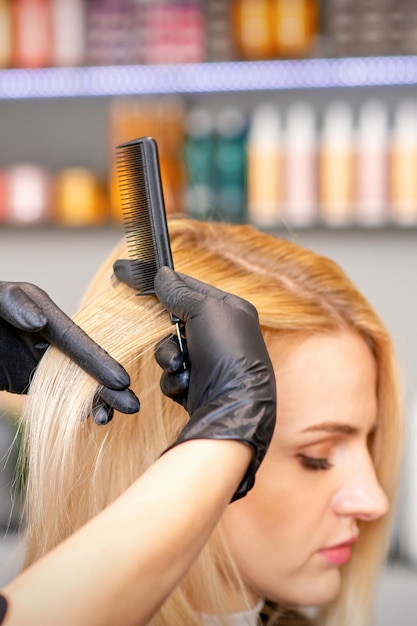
[301,422,359,435]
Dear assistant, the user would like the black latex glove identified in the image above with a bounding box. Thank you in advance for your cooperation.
[114,260,277,500]
[0,281,140,424]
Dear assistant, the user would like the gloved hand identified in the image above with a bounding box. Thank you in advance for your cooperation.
[0,281,140,424]
[114,261,277,500]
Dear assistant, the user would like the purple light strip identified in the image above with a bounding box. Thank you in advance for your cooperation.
[0,56,417,99]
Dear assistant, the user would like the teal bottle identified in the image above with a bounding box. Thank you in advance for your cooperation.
[184,107,217,221]
[214,107,247,224]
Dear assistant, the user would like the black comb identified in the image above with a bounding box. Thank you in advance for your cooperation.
[115,136,185,355]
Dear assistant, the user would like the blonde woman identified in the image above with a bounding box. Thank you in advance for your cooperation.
[5,219,403,625]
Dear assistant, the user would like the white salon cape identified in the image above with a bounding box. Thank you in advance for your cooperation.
[200,600,264,626]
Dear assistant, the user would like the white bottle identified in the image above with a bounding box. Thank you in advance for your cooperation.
[355,99,389,226]
[284,101,317,227]
[52,0,85,67]
[247,102,283,229]
[319,100,355,226]
[390,99,417,225]
[7,164,51,224]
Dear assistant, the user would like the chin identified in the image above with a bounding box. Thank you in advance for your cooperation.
[297,571,342,607]
[265,570,342,608]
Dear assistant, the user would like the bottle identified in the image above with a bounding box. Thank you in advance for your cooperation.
[284,101,317,226]
[247,102,283,229]
[55,168,106,226]
[272,0,319,58]
[0,168,7,222]
[11,0,53,68]
[319,100,355,226]
[7,164,51,223]
[355,99,389,226]
[324,0,359,58]
[232,0,275,60]
[205,0,235,61]
[108,97,160,222]
[51,0,85,67]
[390,99,417,226]
[184,107,216,221]
[85,0,134,66]
[156,96,186,215]
[0,0,12,68]
[214,107,247,224]
[139,0,205,65]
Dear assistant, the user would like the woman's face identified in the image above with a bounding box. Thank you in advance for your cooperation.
[221,330,388,608]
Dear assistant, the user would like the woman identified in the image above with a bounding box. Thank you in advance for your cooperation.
[18,218,403,626]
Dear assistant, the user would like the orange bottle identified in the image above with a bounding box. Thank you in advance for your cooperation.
[232,0,275,60]
[272,0,318,58]
[55,168,106,227]
[0,0,12,68]
[390,100,417,225]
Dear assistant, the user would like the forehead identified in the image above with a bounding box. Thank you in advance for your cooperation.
[267,331,378,433]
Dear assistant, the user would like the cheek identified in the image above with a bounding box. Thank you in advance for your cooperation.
[220,465,310,580]
[219,456,337,581]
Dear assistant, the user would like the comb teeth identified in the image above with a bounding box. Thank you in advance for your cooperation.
[115,137,173,294]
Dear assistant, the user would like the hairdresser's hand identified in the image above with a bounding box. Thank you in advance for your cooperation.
[155,267,277,500]
[0,281,140,424]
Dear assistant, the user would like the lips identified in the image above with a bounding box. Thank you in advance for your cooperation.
[318,536,358,566]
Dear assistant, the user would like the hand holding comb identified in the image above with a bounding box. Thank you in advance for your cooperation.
[115,136,185,356]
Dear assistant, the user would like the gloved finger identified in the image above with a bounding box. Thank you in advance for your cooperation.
[154,334,186,373]
[21,283,131,391]
[160,368,190,401]
[113,259,157,294]
[91,400,114,425]
[14,328,49,363]
[0,282,47,331]
[96,387,140,416]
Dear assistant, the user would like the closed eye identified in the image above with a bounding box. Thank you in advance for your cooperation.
[298,454,333,471]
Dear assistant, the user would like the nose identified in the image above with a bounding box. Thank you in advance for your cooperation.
[331,457,389,522]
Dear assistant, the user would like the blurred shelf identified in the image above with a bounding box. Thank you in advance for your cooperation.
[1,222,417,235]
[1,55,417,100]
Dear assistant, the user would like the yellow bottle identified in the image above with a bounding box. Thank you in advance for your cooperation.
[233,0,275,60]
[319,101,355,226]
[390,100,417,225]
[55,168,106,226]
[247,103,283,229]
[273,0,318,58]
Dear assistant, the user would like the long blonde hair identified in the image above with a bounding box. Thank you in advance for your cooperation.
[21,219,402,626]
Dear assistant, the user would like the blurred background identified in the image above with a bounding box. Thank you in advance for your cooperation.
[0,1,417,623]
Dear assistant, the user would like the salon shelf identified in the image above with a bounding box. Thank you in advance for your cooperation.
[1,222,417,233]
[1,55,417,100]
